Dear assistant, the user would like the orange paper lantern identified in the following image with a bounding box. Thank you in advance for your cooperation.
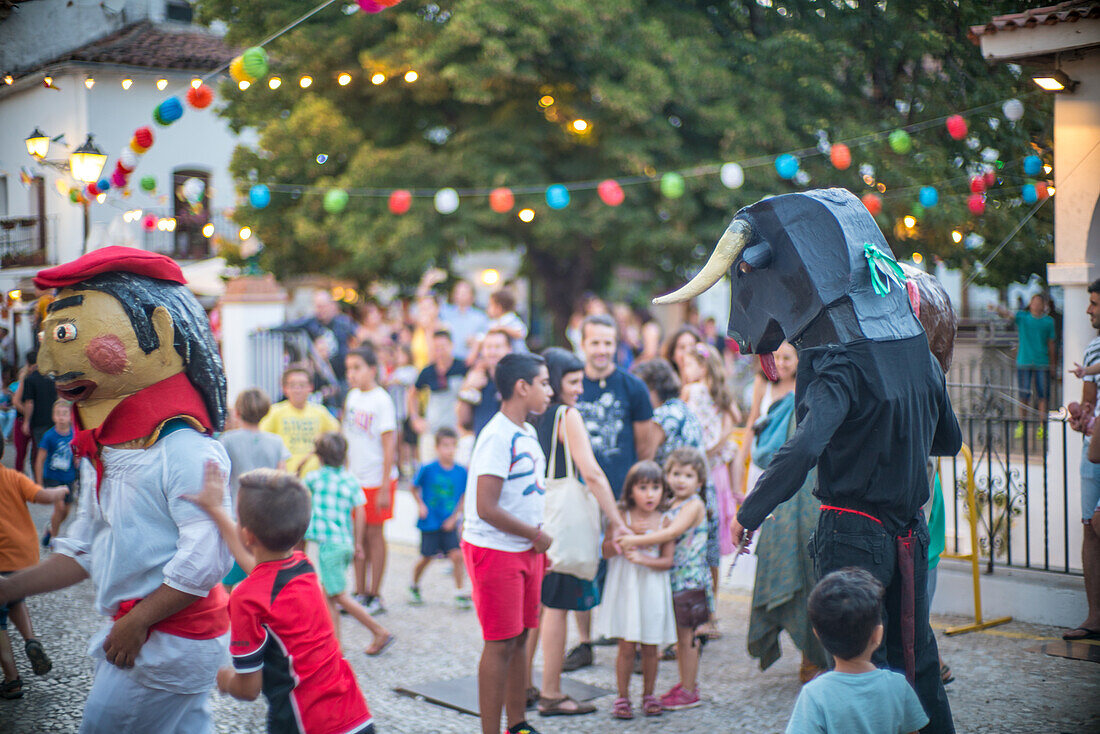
[829,143,851,170]
[489,187,514,213]
[861,193,882,216]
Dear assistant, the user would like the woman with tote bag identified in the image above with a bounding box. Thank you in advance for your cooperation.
[527,347,628,717]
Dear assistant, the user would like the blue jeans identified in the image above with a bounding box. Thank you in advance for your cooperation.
[1082,438,1100,522]
[1016,367,1049,403]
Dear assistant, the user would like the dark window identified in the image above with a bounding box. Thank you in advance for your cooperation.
[172,168,211,260]
[166,1,194,23]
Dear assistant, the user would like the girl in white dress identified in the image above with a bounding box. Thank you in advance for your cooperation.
[596,461,676,719]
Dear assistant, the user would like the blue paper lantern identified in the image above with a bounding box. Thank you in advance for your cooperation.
[1023,155,1042,176]
[249,184,271,209]
[97,178,111,192]
[918,186,939,208]
[546,184,570,210]
[1021,183,1038,204]
[157,97,184,124]
[774,154,799,180]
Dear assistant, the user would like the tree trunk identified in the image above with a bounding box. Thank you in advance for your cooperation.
[527,241,595,346]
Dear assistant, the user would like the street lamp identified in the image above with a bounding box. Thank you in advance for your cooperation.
[68,135,107,183]
[25,128,50,159]
[1031,70,1077,93]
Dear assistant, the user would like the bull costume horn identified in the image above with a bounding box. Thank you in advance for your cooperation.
[652,219,752,304]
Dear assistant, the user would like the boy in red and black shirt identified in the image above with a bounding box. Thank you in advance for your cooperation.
[186,463,373,734]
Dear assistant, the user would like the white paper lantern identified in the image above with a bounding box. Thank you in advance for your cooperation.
[182,177,205,203]
[119,148,139,170]
[1002,98,1024,122]
[434,187,459,214]
[720,162,744,189]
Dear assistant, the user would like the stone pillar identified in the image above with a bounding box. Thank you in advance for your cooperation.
[219,274,287,407]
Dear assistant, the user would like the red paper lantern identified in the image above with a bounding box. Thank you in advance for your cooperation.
[969,176,985,194]
[861,193,882,216]
[1035,182,1049,200]
[111,170,127,188]
[967,194,986,215]
[489,187,514,213]
[597,179,624,207]
[186,84,214,109]
[983,169,996,189]
[142,214,158,231]
[945,115,967,140]
[134,126,154,149]
[829,143,851,170]
[86,183,99,197]
[388,189,412,215]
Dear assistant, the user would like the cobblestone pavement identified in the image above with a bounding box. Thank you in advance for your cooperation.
[2,497,1098,734]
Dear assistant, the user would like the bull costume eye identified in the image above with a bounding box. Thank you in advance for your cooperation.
[54,323,78,342]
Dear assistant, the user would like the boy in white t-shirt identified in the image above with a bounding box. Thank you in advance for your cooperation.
[343,347,398,616]
[462,353,553,734]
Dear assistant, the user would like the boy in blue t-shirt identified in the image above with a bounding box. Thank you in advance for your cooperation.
[34,400,76,547]
[410,427,469,608]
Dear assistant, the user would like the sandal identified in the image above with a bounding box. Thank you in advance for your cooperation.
[537,694,597,717]
[642,694,662,716]
[611,696,633,720]
[940,663,955,685]
[0,677,22,699]
[24,639,52,676]
[661,644,677,661]
[364,633,396,656]
[525,686,540,709]
[1062,627,1100,641]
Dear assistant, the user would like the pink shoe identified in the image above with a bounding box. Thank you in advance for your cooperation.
[611,696,633,719]
[659,685,701,710]
[642,694,663,716]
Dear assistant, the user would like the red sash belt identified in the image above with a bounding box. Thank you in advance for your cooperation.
[112,584,229,640]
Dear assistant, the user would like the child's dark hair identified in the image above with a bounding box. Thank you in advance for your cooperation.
[347,346,377,368]
[494,353,546,400]
[663,447,708,487]
[490,289,516,313]
[435,426,458,444]
[808,567,885,660]
[314,432,348,468]
[236,469,312,552]
[620,460,669,512]
[234,388,272,425]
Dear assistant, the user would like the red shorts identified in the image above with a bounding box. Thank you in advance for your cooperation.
[462,541,543,641]
[361,479,397,525]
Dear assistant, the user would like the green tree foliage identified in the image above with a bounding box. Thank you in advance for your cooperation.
[197,0,1053,331]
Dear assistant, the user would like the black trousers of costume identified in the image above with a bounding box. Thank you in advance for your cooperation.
[809,509,954,734]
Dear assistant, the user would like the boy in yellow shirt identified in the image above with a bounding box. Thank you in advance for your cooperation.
[259,368,340,475]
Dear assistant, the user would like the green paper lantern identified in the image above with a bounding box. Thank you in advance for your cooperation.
[140,175,157,192]
[324,188,349,214]
[888,129,912,154]
[660,172,685,199]
[69,189,80,203]
[242,47,269,80]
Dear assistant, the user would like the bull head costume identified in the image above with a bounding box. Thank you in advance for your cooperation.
[658,188,962,734]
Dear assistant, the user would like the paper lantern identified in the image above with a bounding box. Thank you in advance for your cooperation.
[96,178,111,192]
[861,193,882,216]
[489,187,514,213]
[117,148,138,173]
[918,186,939,208]
[242,47,269,81]
[142,214,158,231]
[983,169,997,189]
[434,188,458,214]
[86,183,99,197]
[155,97,183,126]
[888,130,912,154]
[945,115,967,141]
[229,56,250,83]
[719,163,744,189]
[1003,98,1024,122]
[357,0,386,11]
[1036,182,1049,200]
[774,154,799,180]
[140,175,157,192]
[249,184,271,209]
[186,84,214,109]
[546,184,571,209]
[324,188,349,214]
[130,139,149,154]
[389,189,412,215]
[1023,155,1042,176]
[969,176,986,194]
[967,194,986,215]
[829,143,851,170]
[1022,183,1038,204]
[182,177,205,203]
[597,179,624,206]
[69,189,81,203]
[111,170,128,188]
[134,126,154,149]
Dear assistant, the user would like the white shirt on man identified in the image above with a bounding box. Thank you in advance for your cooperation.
[462,412,546,553]
[343,385,398,487]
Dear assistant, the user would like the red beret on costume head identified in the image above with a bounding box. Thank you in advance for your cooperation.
[33,246,186,290]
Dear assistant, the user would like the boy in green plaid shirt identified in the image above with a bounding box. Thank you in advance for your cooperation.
[303,433,395,656]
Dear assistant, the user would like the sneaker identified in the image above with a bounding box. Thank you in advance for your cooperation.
[455,593,472,610]
[409,586,424,606]
[41,530,51,548]
[366,596,386,616]
[506,720,542,734]
[659,684,701,710]
[562,642,593,671]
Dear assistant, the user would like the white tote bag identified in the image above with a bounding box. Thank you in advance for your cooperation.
[542,405,602,580]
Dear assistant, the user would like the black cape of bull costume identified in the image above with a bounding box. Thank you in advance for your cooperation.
[655,188,962,734]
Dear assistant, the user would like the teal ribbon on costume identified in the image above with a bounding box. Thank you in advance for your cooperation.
[863,242,907,297]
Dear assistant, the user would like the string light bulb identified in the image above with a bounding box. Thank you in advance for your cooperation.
[299,75,313,88]
[3,75,12,85]
[191,78,202,88]
[539,95,555,107]
[951,230,963,244]
[201,223,215,238]
[121,78,133,89]
[156,78,168,90]
[268,77,282,90]
[337,73,352,86]
[239,226,252,240]
[238,80,250,90]
[572,119,589,133]
[518,208,535,222]
[44,76,53,86]
[371,73,386,85]
[912,252,923,264]
[84,77,95,89]
[903,215,916,228]
[404,70,418,83]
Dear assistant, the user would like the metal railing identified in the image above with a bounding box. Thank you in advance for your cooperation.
[0,215,50,267]
[939,415,1081,576]
[246,328,315,404]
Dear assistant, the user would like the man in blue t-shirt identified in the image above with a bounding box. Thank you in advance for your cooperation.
[994,294,1056,437]
[565,314,657,670]
[409,427,469,607]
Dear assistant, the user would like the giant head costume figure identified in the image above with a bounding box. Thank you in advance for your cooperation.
[33,246,226,452]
